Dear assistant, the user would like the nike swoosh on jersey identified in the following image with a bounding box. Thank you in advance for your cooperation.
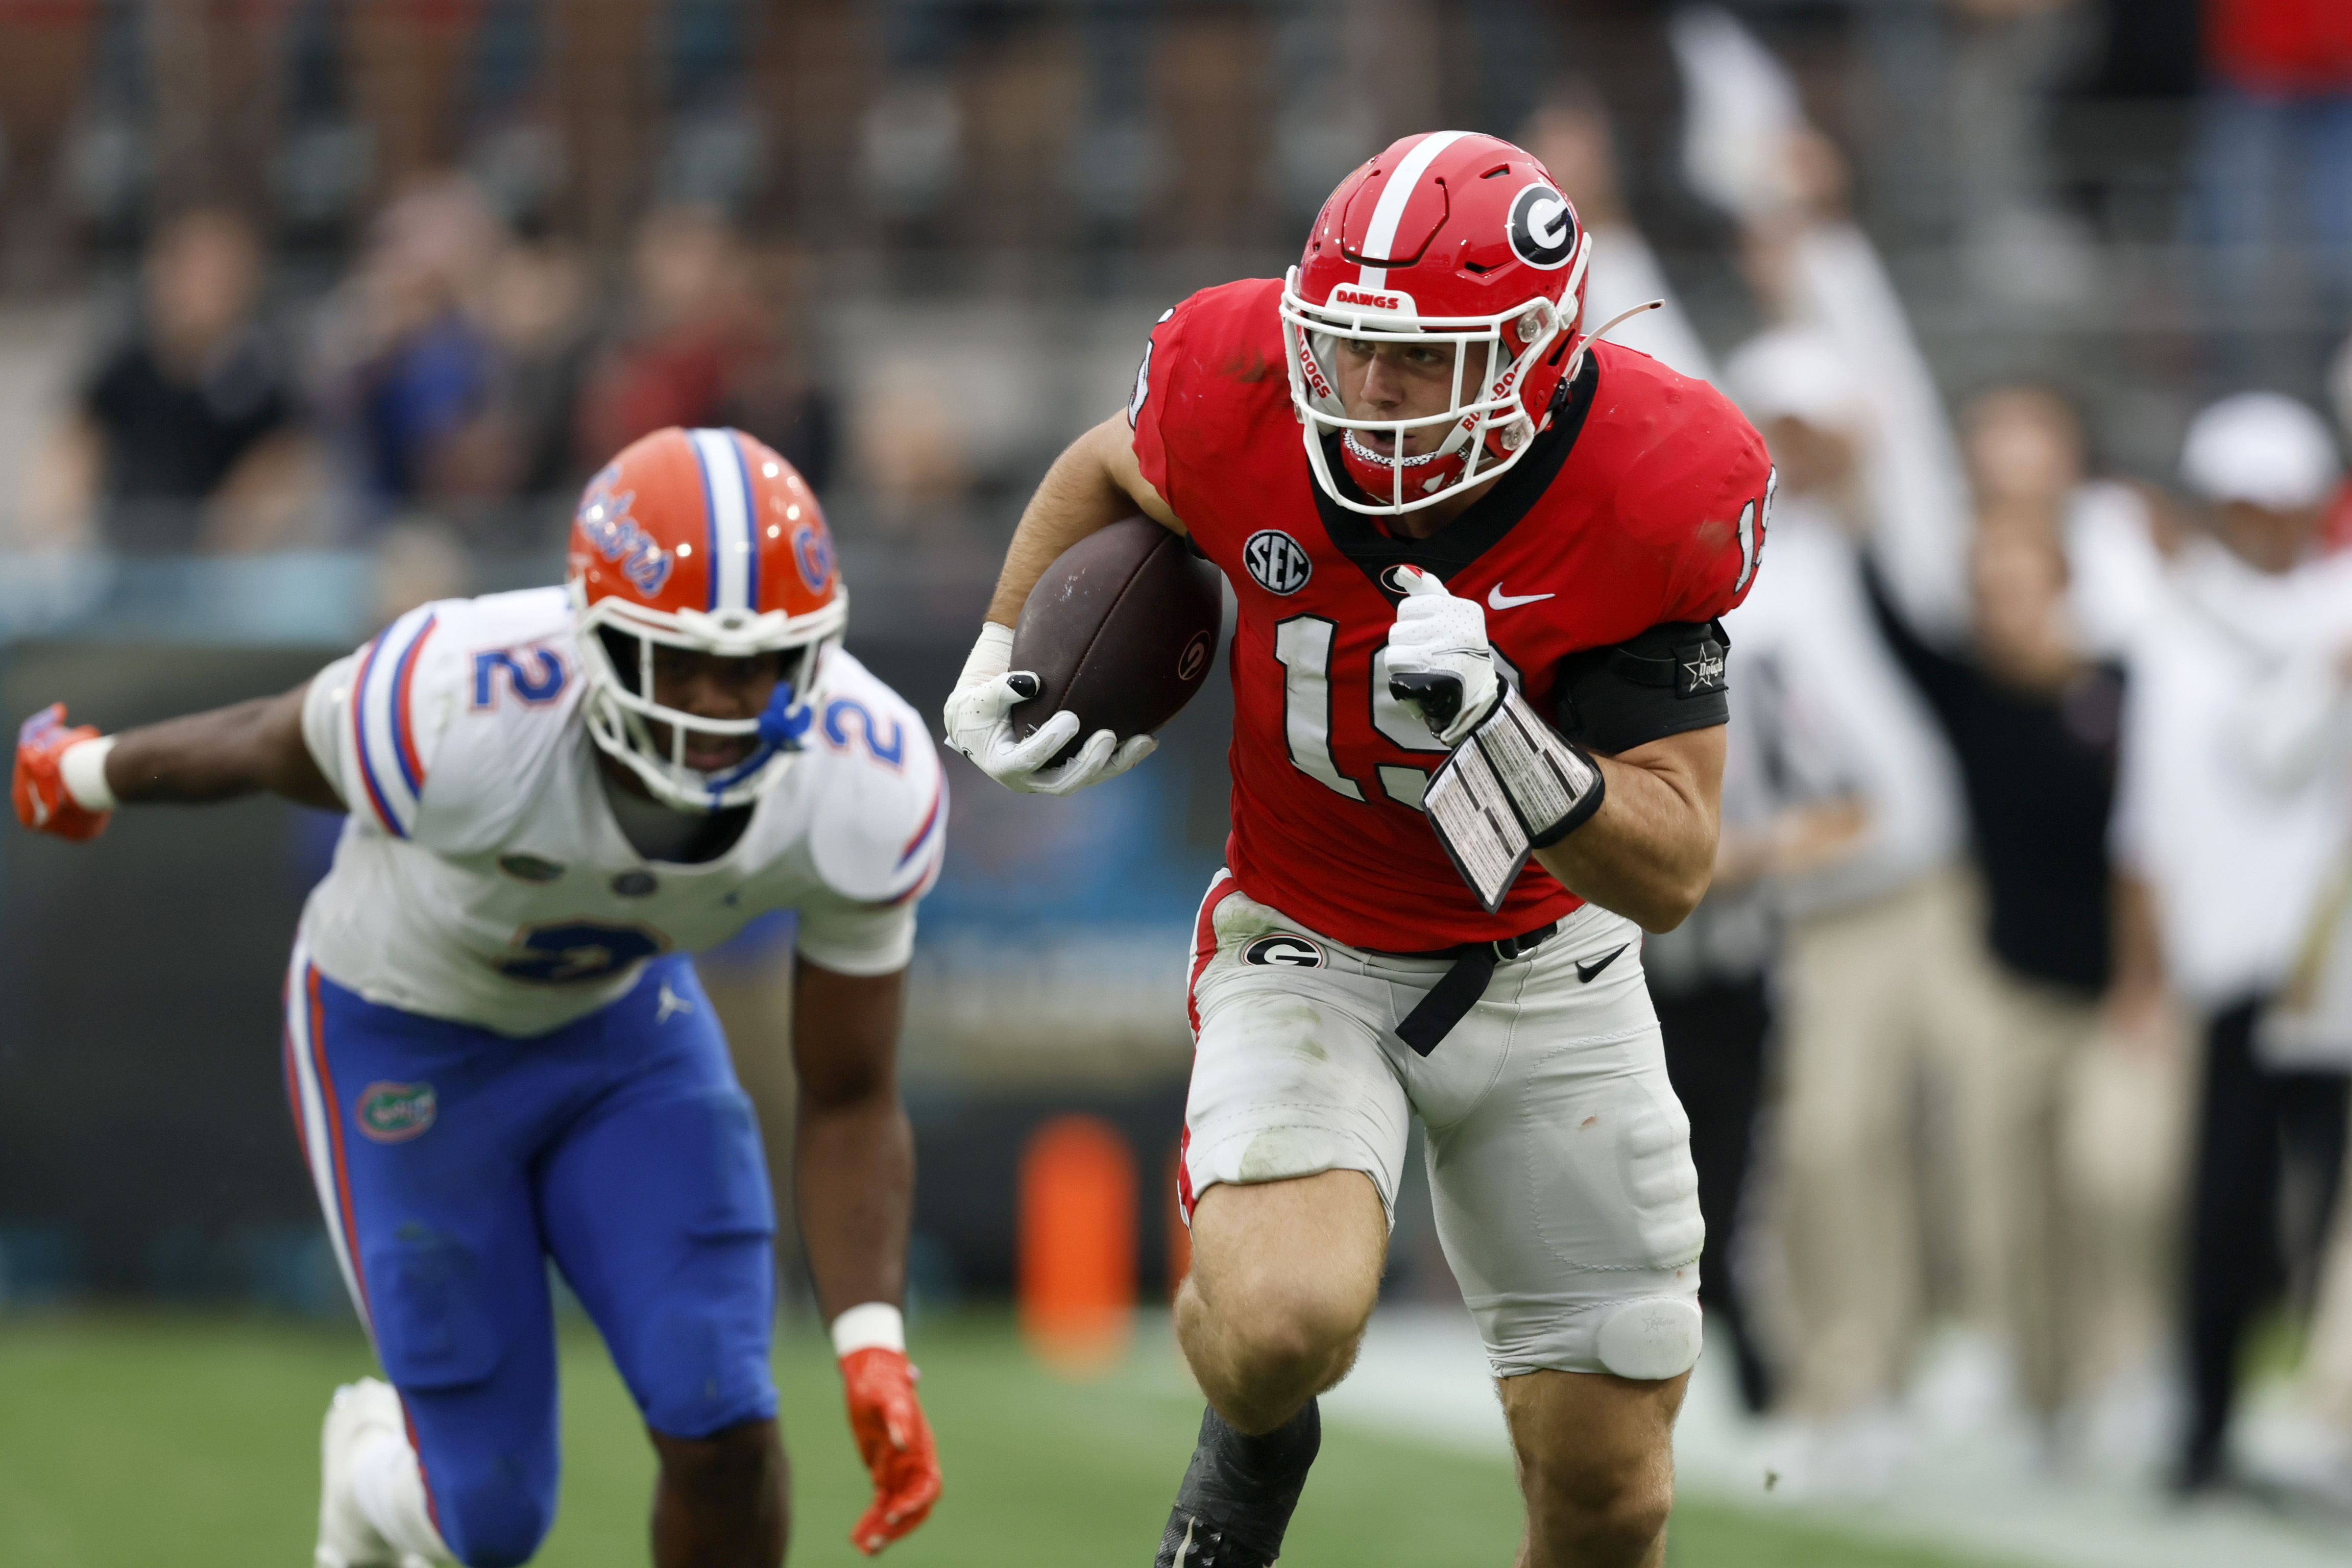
[1487,585,1557,609]
[1575,944,1630,983]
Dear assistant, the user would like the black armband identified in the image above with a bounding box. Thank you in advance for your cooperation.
[1553,620,1730,754]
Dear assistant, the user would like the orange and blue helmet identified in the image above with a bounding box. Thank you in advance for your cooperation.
[566,425,847,810]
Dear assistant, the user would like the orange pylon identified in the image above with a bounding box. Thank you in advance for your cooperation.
[1017,1114,1137,1377]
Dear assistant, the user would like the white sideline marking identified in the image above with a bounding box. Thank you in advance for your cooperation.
[1315,1306,2352,1568]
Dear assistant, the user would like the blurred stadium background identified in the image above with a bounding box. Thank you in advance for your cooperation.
[5,1,2352,1564]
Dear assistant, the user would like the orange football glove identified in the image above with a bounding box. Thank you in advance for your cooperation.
[13,704,109,842]
[840,1346,940,1555]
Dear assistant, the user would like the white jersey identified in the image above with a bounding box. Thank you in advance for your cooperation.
[296,586,944,1037]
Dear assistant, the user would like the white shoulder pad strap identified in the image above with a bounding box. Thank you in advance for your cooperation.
[808,659,948,905]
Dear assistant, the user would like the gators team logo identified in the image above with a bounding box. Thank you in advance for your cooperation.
[574,464,673,596]
[1244,530,1312,595]
[355,1082,438,1143]
[793,521,835,594]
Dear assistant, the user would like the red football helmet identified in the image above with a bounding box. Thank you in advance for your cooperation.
[567,426,847,810]
[1281,130,1593,515]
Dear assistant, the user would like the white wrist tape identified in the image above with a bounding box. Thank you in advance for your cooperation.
[1421,684,1604,912]
[60,736,119,811]
[831,1302,906,1357]
[956,623,1016,689]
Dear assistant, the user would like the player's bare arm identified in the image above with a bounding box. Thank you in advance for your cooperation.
[104,683,344,809]
[945,412,1174,796]
[1533,724,1725,932]
[13,682,340,840]
[792,958,915,1318]
[791,956,941,1553]
[982,411,1185,628]
[1384,566,1736,939]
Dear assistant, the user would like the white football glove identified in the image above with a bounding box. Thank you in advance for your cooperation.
[1385,567,1500,747]
[941,623,1156,797]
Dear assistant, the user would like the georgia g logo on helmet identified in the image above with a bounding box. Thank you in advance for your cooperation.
[1278,131,1592,519]
[1507,183,1579,271]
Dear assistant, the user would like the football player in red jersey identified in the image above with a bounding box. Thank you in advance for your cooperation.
[947,130,1771,1567]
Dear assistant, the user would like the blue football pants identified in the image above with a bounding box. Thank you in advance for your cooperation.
[282,943,779,1567]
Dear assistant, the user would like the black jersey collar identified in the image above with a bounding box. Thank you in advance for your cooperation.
[1311,351,1600,600]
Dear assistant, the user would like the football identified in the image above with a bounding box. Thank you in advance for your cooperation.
[1009,516,1225,763]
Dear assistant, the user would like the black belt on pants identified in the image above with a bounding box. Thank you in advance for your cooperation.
[1379,921,1560,1057]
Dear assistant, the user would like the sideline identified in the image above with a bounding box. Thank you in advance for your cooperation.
[1313,1305,2352,1568]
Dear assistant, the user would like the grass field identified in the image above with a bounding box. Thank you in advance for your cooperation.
[0,1309,2013,1567]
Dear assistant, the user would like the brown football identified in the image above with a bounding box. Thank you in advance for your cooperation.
[1009,516,1225,765]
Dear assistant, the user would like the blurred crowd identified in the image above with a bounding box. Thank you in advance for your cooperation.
[6,0,2352,1515]
[1,0,2348,582]
[19,188,833,572]
[1593,2,2352,1511]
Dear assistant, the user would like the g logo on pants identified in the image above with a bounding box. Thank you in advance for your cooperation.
[1243,935,1326,968]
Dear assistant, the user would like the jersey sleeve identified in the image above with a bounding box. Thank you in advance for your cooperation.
[806,733,945,904]
[302,588,580,851]
[302,603,460,840]
[1127,301,1189,510]
[795,889,922,977]
[1619,382,1777,626]
[796,666,947,975]
[1126,280,1289,541]
[299,649,361,810]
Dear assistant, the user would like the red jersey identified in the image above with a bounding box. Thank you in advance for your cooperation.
[1130,278,1771,950]
[2211,0,2352,94]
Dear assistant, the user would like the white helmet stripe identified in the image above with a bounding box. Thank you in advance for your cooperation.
[1356,129,1471,291]
[690,427,754,612]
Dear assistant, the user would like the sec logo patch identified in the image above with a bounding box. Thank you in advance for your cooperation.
[356,1081,437,1143]
[1244,530,1312,596]
[1244,934,1326,968]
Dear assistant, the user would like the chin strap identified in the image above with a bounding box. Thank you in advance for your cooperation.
[690,683,815,805]
[757,680,816,750]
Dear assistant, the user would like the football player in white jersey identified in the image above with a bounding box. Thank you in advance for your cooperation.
[12,426,946,1567]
